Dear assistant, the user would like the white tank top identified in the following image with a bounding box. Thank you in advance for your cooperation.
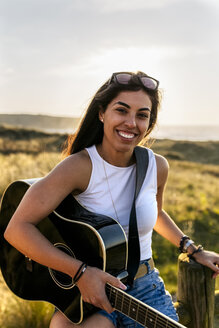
[75,145,158,260]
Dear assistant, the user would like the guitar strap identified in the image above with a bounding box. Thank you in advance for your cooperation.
[127,146,149,286]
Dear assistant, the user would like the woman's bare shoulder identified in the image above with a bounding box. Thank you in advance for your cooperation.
[154,153,169,170]
[25,149,92,204]
[5,150,92,226]
[44,149,92,194]
[154,153,169,188]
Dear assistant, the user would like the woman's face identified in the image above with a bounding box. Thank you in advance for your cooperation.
[99,89,152,154]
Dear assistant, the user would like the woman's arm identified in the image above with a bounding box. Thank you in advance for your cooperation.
[4,151,126,313]
[154,154,219,278]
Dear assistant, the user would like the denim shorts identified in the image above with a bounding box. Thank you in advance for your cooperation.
[99,259,178,327]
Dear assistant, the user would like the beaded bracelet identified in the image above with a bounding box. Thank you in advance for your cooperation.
[73,262,87,284]
[179,235,190,253]
[188,245,204,259]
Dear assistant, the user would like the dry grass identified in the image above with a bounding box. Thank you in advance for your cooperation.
[0,150,59,327]
[0,152,60,196]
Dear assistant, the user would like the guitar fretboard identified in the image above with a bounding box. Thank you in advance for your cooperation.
[105,284,186,328]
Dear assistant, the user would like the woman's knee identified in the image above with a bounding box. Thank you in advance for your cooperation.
[49,311,115,328]
[49,311,76,328]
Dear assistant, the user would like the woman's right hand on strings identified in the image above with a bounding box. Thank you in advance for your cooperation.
[76,265,127,313]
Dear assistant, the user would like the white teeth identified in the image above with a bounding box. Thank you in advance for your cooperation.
[118,131,135,139]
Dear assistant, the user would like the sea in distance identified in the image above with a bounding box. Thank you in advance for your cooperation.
[47,125,219,142]
[151,125,219,141]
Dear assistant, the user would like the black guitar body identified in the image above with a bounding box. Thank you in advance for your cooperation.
[0,179,128,324]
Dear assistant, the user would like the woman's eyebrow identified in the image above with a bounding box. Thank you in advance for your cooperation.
[114,101,130,108]
[114,101,151,112]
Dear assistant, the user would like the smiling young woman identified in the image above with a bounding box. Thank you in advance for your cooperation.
[4,71,219,328]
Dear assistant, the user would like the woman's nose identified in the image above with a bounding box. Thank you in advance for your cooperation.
[124,115,136,128]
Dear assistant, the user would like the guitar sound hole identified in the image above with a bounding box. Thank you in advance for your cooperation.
[51,270,72,286]
[48,243,75,289]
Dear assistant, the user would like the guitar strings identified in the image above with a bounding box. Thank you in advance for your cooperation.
[107,287,156,328]
[114,295,179,328]
[110,295,179,328]
[106,285,182,328]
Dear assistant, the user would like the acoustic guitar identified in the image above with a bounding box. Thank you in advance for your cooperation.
[0,179,186,328]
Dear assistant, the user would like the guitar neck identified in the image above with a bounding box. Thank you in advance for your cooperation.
[106,284,186,328]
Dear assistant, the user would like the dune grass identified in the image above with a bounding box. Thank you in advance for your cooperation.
[0,152,60,197]
[0,150,59,327]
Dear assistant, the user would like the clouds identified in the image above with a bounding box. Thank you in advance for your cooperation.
[93,0,184,12]
[0,0,219,124]
[2,0,218,54]
[2,1,218,57]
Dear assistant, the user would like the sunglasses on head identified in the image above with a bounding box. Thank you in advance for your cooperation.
[108,72,159,91]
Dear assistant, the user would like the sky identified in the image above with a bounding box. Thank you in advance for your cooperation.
[1,0,219,126]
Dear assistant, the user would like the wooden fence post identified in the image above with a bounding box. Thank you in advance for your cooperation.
[176,253,215,328]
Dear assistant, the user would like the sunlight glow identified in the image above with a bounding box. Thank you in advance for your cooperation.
[93,0,184,12]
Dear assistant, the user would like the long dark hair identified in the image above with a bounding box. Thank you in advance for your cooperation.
[62,71,162,157]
